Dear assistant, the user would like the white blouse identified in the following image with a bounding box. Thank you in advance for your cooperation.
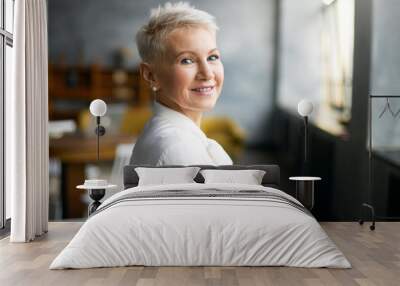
[130,102,233,166]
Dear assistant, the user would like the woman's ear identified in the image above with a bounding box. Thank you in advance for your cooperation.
[140,62,158,89]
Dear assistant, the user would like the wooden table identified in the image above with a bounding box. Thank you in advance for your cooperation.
[50,133,134,218]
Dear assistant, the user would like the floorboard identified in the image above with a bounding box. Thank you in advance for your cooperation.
[0,222,399,286]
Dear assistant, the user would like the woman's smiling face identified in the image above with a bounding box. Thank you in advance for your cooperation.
[154,26,224,116]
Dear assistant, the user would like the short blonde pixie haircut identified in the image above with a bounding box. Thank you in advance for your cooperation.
[136,2,219,63]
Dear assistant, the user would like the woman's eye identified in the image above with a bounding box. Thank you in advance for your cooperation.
[208,55,220,61]
[180,58,194,65]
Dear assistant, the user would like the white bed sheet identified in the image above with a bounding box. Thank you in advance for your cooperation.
[50,183,351,269]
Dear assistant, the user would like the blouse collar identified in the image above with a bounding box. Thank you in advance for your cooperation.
[154,101,208,143]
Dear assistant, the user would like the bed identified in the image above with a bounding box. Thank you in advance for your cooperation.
[50,165,350,269]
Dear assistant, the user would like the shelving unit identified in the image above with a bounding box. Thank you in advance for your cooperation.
[48,64,151,121]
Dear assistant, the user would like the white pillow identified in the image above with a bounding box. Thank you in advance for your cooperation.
[200,169,266,185]
[135,167,200,186]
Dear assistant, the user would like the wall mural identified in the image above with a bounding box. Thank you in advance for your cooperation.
[48,0,276,219]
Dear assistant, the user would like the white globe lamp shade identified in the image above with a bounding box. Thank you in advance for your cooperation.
[297,99,314,117]
[89,99,107,117]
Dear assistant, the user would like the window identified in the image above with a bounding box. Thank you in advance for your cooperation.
[1,0,14,230]
[320,0,355,123]
[277,0,355,137]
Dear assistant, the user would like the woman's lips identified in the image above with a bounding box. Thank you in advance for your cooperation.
[190,86,215,96]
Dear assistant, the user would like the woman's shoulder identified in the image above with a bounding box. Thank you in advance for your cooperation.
[148,116,192,138]
[131,119,188,165]
[137,116,193,146]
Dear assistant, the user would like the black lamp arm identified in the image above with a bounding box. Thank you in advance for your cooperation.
[304,116,308,163]
[95,116,106,161]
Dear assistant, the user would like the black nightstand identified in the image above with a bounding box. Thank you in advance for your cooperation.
[289,176,321,210]
[77,181,117,215]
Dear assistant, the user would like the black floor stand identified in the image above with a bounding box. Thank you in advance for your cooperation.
[359,95,400,230]
[358,203,375,231]
[88,189,105,216]
[358,95,379,231]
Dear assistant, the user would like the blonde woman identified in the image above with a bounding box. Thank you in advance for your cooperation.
[130,2,232,166]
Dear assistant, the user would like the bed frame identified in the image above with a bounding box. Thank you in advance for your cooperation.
[123,165,280,189]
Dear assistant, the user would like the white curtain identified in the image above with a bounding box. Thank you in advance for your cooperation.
[7,0,49,242]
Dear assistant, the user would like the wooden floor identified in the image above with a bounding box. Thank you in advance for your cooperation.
[0,222,399,286]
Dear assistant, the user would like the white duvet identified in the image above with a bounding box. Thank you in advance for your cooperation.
[50,183,351,269]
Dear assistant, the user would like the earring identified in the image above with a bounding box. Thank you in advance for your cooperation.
[152,86,158,92]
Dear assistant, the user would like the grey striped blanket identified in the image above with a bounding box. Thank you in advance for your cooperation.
[92,189,310,217]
